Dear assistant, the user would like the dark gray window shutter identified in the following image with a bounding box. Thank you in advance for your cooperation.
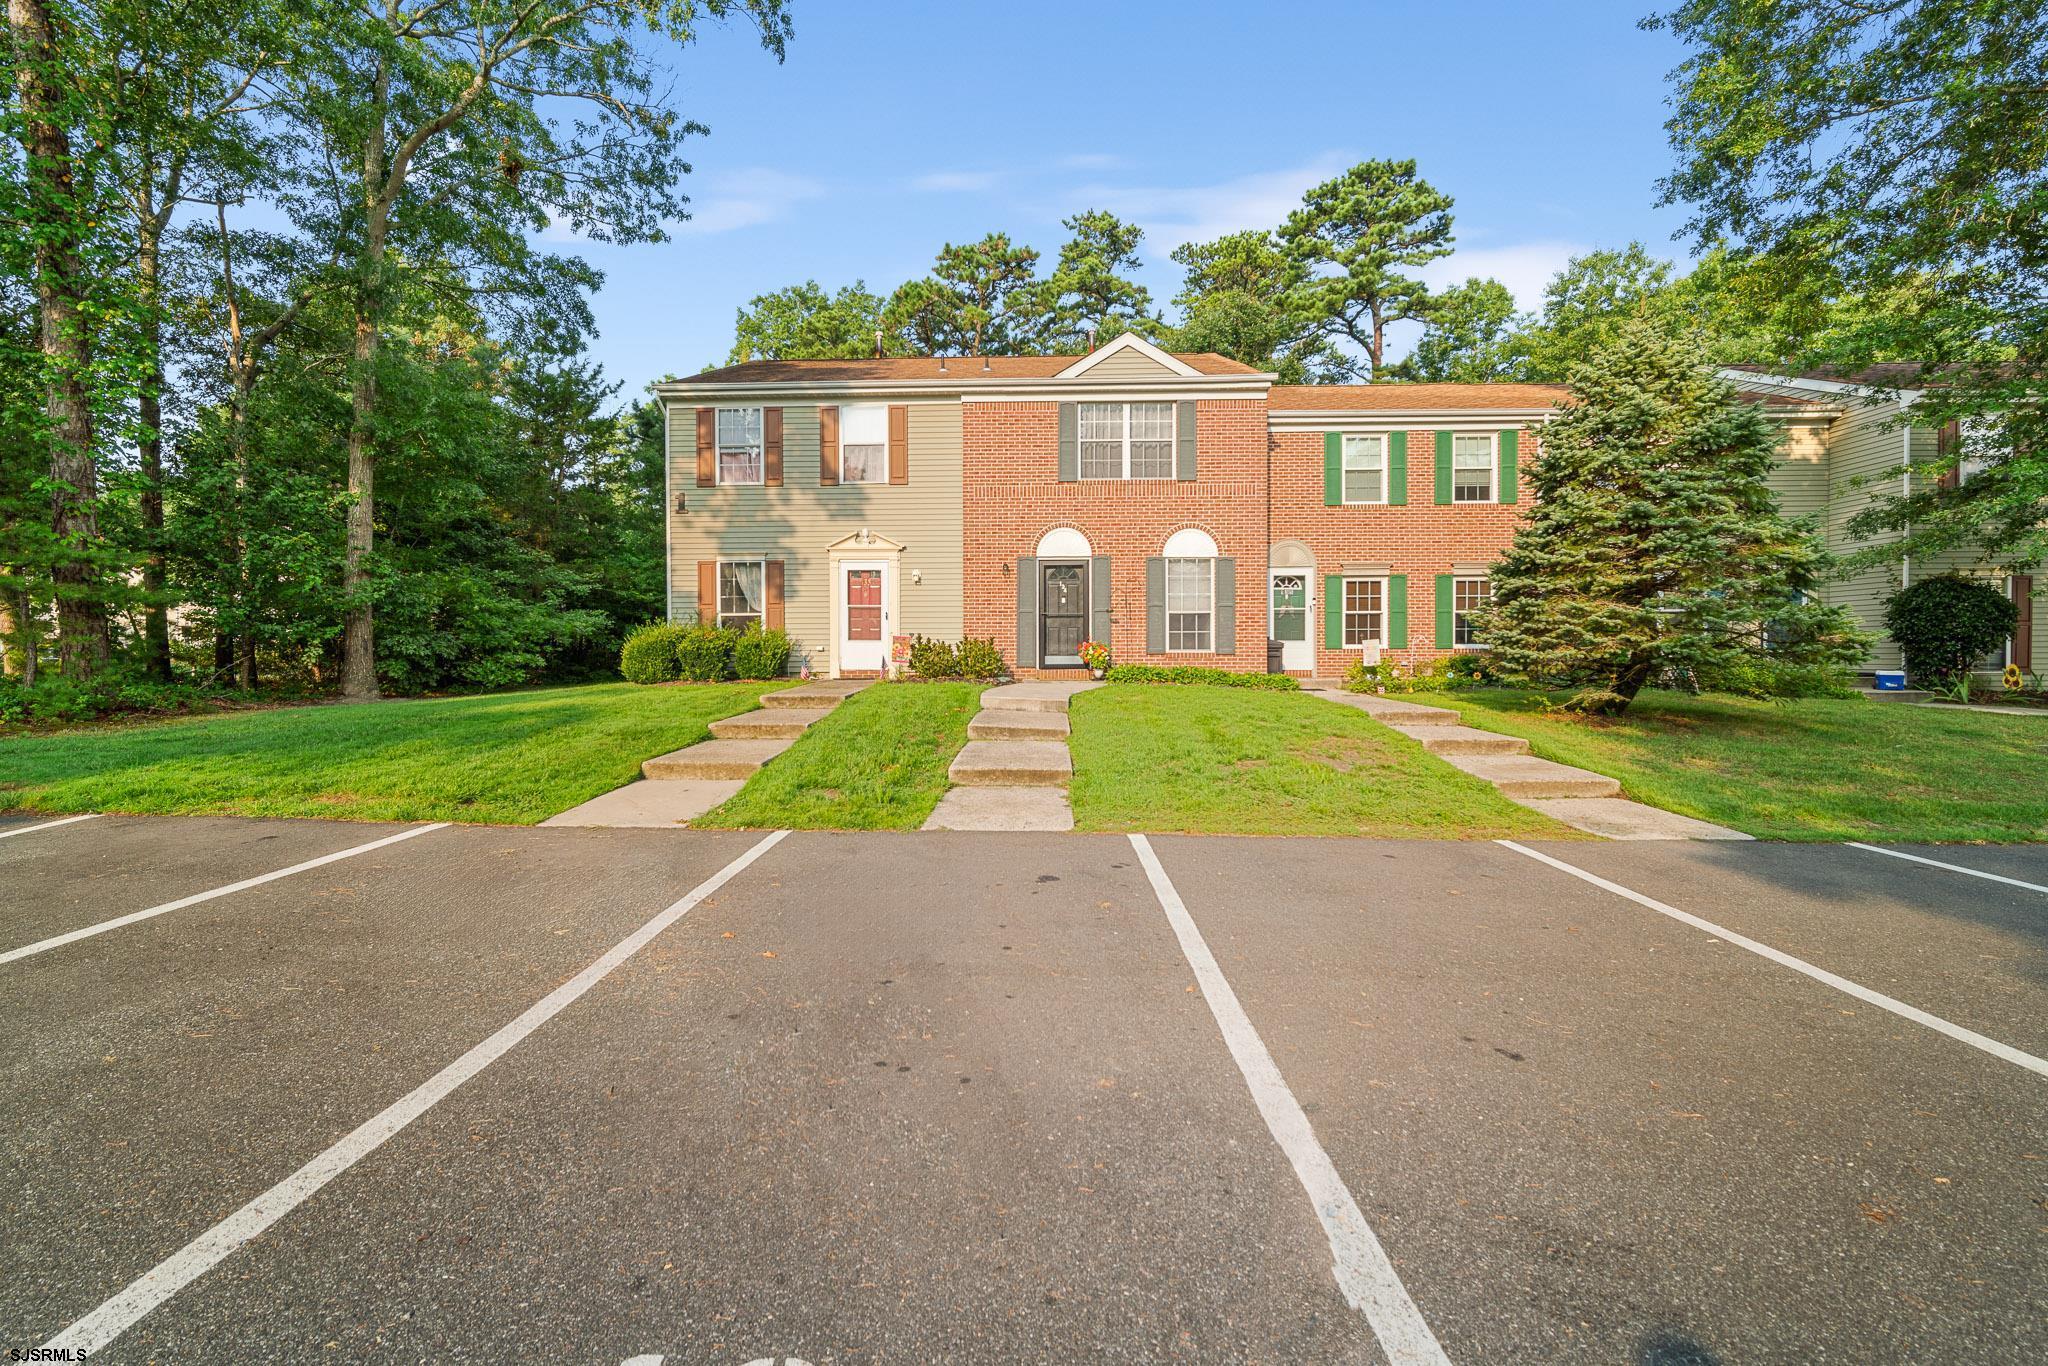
[1016,556,1039,668]
[1213,556,1236,655]
[1058,403,1078,481]
[1090,555,1112,645]
[1176,401,1197,481]
[1145,557,1165,654]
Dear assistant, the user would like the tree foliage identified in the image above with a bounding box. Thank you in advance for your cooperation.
[1391,277,1527,382]
[1883,575,2019,687]
[1278,159,1454,378]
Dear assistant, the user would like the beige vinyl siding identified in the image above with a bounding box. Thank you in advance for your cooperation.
[1819,399,1914,669]
[1767,418,1829,522]
[665,396,963,674]
[1078,349,1179,379]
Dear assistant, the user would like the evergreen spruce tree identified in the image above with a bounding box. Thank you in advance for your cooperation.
[1479,315,1864,714]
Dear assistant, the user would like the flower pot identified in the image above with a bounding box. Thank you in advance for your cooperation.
[1090,668,1105,680]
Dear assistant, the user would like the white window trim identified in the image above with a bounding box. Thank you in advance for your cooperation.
[838,402,889,485]
[1452,576,1491,650]
[1080,401,1177,481]
[716,406,765,487]
[1341,433,1387,505]
[1163,556,1215,654]
[1341,575,1389,649]
[1450,431,1499,505]
[716,557,767,629]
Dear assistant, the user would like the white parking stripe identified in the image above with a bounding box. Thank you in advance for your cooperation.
[1846,842,2048,896]
[0,813,100,840]
[41,828,789,1357]
[1128,834,1449,1365]
[1498,841,2048,1080]
[0,823,449,965]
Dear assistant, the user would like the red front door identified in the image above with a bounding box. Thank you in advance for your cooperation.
[846,568,882,640]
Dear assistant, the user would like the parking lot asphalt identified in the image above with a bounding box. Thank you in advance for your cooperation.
[3,815,2045,1363]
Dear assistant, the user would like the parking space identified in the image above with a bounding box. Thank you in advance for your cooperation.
[4,814,2045,1362]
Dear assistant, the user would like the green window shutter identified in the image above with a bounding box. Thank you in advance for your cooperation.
[1016,556,1039,668]
[1323,431,1343,505]
[1145,557,1166,653]
[1213,557,1236,655]
[1176,401,1197,481]
[1388,431,1408,505]
[1435,574,1454,649]
[1387,575,1409,649]
[1499,429,1519,504]
[1058,404,1078,481]
[1324,575,1344,649]
[1434,431,1453,505]
[1090,555,1112,645]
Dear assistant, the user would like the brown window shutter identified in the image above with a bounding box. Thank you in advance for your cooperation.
[697,560,717,624]
[763,407,783,486]
[765,560,785,632]
[1936,419,1962,490]
[2015,575,2034,669]
[818,405,839,485]
[888,403,909,485]
[695,409,715,487]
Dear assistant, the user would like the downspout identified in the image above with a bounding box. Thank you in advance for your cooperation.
[664,402,674,623]
[1900,420,1912,591]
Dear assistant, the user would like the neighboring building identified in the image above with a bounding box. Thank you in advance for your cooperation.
[1728,365,2042,677]
[653,334,2040,679]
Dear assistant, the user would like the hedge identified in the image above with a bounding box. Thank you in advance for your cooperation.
[1103,665,1301,690]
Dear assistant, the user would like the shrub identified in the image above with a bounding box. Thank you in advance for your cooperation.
[1103,664,1300,690]
[1694,655,1859,700]
[908,635,961,679]
[1884,575,2018,687]
[676,622,740,682]
[731,626,792,680]
[1344,655,1485,694]
[619,623,686,684]
[956,637,1008,680]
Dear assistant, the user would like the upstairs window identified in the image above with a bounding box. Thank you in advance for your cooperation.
[1453,577,1491,647]
[1342,434,1386,503]
[1080,401,1176,479]
[839,403,888,484]
[717,407,764,485]
[1452,434,1495,502]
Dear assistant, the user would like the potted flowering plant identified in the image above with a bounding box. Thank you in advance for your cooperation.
[1078,639,1111,679]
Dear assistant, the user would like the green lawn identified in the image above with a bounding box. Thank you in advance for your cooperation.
[0,682,781,825]
[695,681,982,831]
[1408,688,2048,842]
[1067,684,1569,838]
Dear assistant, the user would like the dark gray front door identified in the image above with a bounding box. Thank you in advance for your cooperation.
[1040,562,1087,666]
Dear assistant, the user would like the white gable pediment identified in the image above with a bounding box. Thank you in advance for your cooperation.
[1054,332,1202,380]
[825,528,906,554]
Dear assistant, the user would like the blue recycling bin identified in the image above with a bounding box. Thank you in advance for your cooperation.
[1873,670,1907,691]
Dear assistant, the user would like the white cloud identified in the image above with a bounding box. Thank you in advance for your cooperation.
[1422,239,1586,311]
[674,168,825,235]
[1078,153,1353,253]
[911,169,1002,193]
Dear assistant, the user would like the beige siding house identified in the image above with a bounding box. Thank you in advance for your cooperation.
[1737,366,2043,676]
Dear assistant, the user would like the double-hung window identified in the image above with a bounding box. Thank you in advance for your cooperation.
[1342,434,1386,503]
[716,407,764,485]
[1165,558,1214,652]
[1452,434,1495,502]
[1342,578,1384,646]
[1453,577,1491,648]
[1079,402,1176,479]
[839,403,887,484]
[717,559,764,630]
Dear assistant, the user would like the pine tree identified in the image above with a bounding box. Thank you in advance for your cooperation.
[1480,315,1865,714]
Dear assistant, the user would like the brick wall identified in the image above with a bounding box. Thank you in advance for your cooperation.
[963,399,1270,675]
[1270,428,1532,676]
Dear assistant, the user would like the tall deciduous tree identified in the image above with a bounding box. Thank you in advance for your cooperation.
[729,280,887,362]
[1390,277,1528,382]
[1279,159,1453,377]
[1479,316,1863,714]
[1651,0,2048,568]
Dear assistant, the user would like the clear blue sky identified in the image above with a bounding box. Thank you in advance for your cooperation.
[556,1,1695,397]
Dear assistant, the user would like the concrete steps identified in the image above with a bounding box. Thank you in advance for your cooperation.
[968,710,1071,741]
[1857,687,1932,703]
[761,679,868,708]
[637,681,869,788]
[642,736,797,781]
[709,706,833,739]
[978,681,1100,714]
[1440,752,1621,800]
[948,739,1072,788]
[1388,723,1529,757]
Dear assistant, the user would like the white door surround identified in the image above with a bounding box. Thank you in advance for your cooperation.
[825,529,904,678]
[1268,568,1312,672]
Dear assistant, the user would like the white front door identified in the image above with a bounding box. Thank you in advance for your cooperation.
[838,560,889,673]
[1269,569,1311,672]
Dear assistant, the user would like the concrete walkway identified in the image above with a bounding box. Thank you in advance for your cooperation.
[1303,680,1751,841]
[543,680,867,828]
[923,681,1102,831]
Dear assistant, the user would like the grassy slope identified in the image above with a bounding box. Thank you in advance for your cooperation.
[0,682,780,825]
[695,681,982,831]
[1067,684,1567,838]
[1409,688,2048,842]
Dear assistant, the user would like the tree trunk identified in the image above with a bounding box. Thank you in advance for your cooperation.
[340,63,391,702]
[137,215,172,679]
[0,576,21,678]
[1604,652,1659,715]
[10,0,110,679]
[214,629,233,678]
